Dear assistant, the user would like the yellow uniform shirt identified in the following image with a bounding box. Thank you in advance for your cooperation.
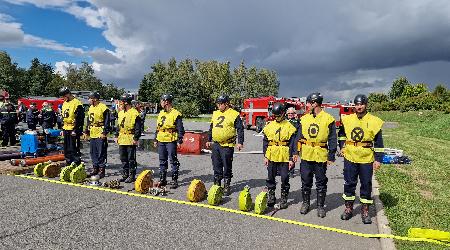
[62,98,83,130]
[211,108,240,147]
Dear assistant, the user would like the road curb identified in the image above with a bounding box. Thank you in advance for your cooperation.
[373,176,397,250]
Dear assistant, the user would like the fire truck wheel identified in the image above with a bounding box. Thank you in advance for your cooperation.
[256,117,264,133]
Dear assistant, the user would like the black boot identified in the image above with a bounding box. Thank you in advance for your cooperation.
[213,176,222,186]
[98,167,106,179]
[125,169,136,183]
[299,191,311,215]
[159,171,167,186]
[276,190,288,209]
[223,178,231,196]
[361,203,372,224]
[87,166,99,178]
[118,169,129,182]
[169,173,178,189]
[267,189,276,207]
[341,201,354,220]
[317,192,326,218]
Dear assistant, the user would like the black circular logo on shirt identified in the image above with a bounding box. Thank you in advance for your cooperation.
[351,127,364,142]
[308,123,320,138]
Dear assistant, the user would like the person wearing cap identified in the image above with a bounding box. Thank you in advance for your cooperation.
[56,104,63,129]
[40,102,57,129]
[60,87,85,165]
[338,94,384,224]
[263,102,297,209]
[109,105,117,134]
[26,102,40,130]
[0,94,6,111]
[286,107,300,178]
[85,92,110,179]
[17,100,27,122]
[115,93,142,183]
[206,95,244,195]
[153,93,185,189]
[297,93,337,218]
[0,102,18,146]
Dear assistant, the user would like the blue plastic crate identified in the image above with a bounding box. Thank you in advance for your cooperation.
[20,134,39,154]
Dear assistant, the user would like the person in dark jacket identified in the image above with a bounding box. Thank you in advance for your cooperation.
[0,103,18,146]
[40,102,57,129]
[26,102,39,130]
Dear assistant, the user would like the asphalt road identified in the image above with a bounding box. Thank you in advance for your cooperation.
[0,120,382,250]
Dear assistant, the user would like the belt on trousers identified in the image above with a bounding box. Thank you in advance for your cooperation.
[120,130,135,135]
[90,122,103,127]
[299,139,327,148]
[345,141,373,148]
[158,128,176,133]
[268,141,288,146]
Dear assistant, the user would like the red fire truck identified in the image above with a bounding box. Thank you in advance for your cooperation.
[240,96,353,132]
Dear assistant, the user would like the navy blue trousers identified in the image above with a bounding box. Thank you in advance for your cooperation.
[266,161,290,192]
[343,159,373,202]
[90,138,107,168]
[300,160,328,194]
[158,141,180,178]
[211,143,234,180]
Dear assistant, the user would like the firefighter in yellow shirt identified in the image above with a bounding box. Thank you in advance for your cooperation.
[84,92,110,179]
[297,93,337,218]
[115,94,142,183]
[60,87,85,165]
[338,94,384,224]
[263,102,297,209]
[153,94,185,189]
[206,95,244,195]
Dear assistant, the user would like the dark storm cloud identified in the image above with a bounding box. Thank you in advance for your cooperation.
[6,0,450,99]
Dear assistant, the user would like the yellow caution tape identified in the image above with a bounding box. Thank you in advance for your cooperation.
[13,174,450,247]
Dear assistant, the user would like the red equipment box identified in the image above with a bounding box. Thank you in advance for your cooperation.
[178,130,208,155]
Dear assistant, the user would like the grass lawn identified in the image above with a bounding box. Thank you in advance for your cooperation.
[374,111,450,250]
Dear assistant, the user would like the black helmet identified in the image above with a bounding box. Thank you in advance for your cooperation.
[88,91,100,100]
[216,95,230,104]
[59,87,71,97]
[161,93,174,102]
[120,93,133,104]
[272,102,285,116]
[306,92,323,104]
[354,94,368,105]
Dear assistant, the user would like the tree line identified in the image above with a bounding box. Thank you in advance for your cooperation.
[1,51,280,117]
[368,76,450,113]
[138,58,279,116]
[0,51,125,101]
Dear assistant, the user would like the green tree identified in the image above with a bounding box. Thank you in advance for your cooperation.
[27,58,54,96]
[101,83,125,100]
[401,83,428,98]
[368,93,389,103]
[389,76,410,99]
[65,62,103,92]
[0,51,30,101]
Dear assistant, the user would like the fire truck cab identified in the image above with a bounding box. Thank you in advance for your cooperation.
[240,96,306,132]
[240,96,353,132]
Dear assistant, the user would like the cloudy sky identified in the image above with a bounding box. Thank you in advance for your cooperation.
[1,0,450,101]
